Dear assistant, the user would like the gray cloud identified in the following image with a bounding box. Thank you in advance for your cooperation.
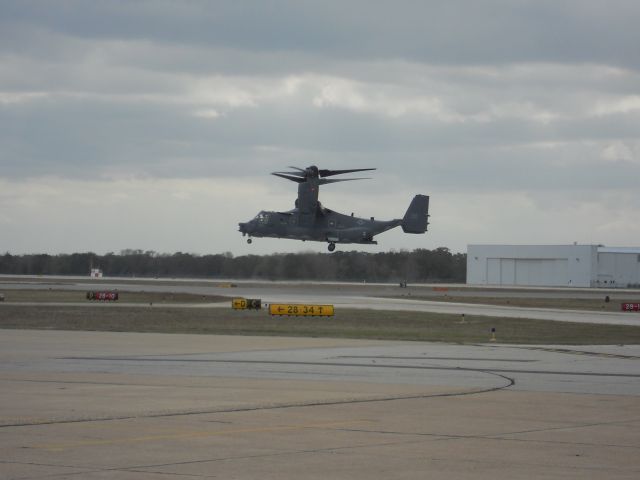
[3,1,639,68]
[1,1,639,254]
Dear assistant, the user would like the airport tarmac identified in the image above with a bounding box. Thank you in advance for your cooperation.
[2,276,639,325]
[1,330,639,479]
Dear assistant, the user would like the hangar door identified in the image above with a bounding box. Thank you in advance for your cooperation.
[515,259,568,286]
[486,258,515,285]
[487,258,568,286]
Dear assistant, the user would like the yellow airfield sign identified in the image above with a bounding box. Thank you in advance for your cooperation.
[232,298,246,309]
[232,298,262,310]
[269,304,334,317]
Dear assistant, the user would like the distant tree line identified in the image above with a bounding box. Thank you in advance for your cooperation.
[0,248,466,282]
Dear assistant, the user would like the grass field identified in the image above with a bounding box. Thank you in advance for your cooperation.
[399,295,640,312]
[0,289,228,304]
[1,304,640,345]
[2,288,639,345]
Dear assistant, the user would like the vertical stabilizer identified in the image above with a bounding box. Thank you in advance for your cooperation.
[402,195,430,233]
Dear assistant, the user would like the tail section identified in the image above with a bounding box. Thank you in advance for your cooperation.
[402,195,430,233]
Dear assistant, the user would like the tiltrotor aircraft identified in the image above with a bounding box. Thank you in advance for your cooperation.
[238,166,430,252]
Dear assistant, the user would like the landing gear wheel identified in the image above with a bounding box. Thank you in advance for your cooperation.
[327,242,336,252]
[247,238,253,244]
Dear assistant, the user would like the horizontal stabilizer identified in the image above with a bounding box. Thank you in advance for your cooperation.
[402,195,430,233]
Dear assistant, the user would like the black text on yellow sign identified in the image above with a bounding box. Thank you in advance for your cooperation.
[232,298,262,310]
[269,304,334,317]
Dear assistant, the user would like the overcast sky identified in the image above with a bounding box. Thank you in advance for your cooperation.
[1,1,639,256]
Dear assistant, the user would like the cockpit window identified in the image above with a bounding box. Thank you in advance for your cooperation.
[255,212,270,224]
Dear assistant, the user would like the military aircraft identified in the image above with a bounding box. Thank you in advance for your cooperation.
[238,166,429,252]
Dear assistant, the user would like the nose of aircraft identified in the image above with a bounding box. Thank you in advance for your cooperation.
[238,221,253,235]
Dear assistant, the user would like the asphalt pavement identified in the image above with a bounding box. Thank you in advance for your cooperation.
[1,330,639,479]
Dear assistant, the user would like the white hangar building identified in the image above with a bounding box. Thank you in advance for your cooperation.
[467,244,640,288]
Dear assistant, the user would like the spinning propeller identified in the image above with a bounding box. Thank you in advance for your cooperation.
[272,165,376,185]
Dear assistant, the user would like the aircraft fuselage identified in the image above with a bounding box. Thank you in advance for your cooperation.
[239,207,401,246]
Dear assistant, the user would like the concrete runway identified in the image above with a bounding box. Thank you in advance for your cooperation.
[2,277,640,478]
[1,330,640,479]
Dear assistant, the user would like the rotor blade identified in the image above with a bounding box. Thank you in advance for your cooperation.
[319,177,371,185]
[319,168,376,178]
[272,172,305,183]
[287,166,306,172]
[272,170,306,177]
